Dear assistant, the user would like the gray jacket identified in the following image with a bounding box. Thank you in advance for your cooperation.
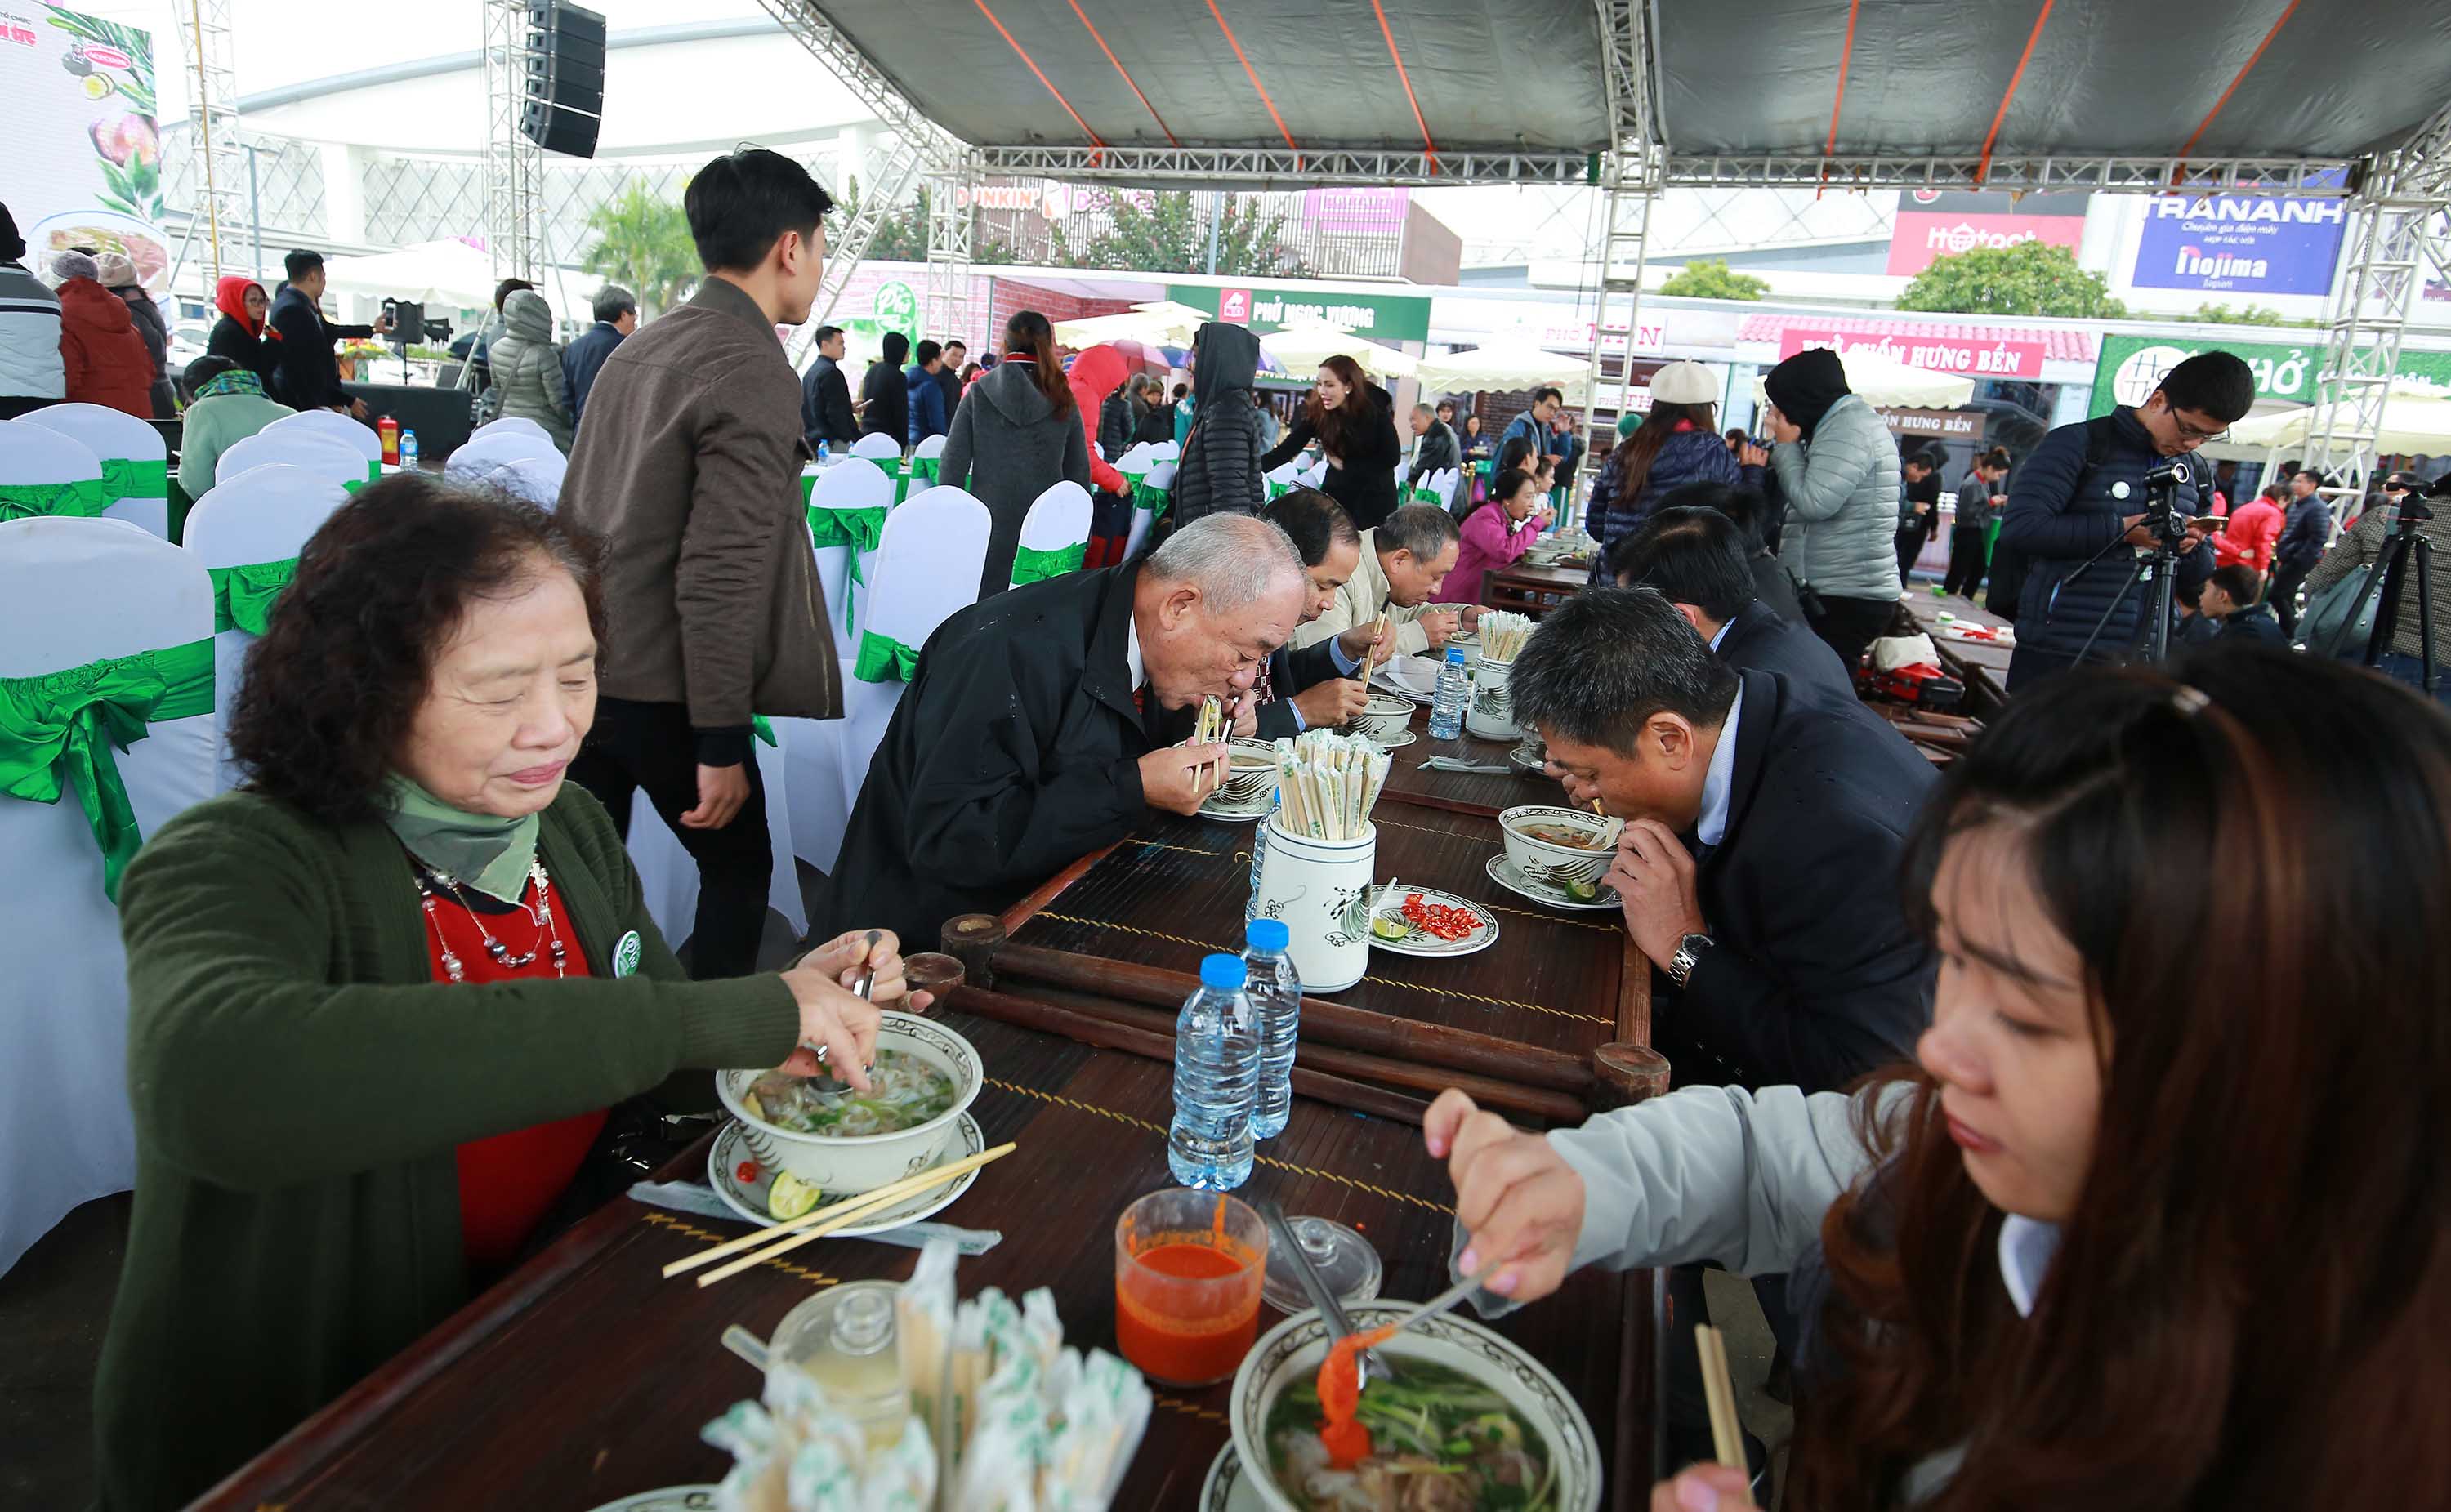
[938,359,1091,598]
[0,261,65,399]
[486,289,573,451]
[1772,393,1904,600]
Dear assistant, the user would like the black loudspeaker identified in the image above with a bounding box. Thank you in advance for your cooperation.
[520,1,605,159]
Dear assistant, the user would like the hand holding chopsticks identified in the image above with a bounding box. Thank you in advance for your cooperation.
[663,1141,1017,1287]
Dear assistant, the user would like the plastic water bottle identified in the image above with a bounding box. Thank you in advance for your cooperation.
[400,429,419,470]
[1242,919,1301,1141]
[1167,953,1258,1190]
[1427,645,1471,740]
[816,439,830,465]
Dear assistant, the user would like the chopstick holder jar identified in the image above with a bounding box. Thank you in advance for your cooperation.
[1248,812,1376,993]
[1465,656,1520,742]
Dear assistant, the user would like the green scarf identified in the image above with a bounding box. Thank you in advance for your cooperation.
[807,503,890,632]
[379,772,539,904]
[0,475,114,524]
[853,629,921,684]
[0,637,214,901]
[1010,541,1086,587]
[208,558,298,634]
[194,368,266,400]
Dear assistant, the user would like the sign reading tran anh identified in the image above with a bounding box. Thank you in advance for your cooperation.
[2132,192,2348,297]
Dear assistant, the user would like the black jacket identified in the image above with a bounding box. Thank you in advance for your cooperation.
[1097,390,1133,463]
[1406,419,1461,489]
[1667,667,1938,1092]
[1173,323,1266,526]
[2212,601,2286,644]
[1267,381,1404,531]
[207,314,279,385]
[266,285,372,410]
[801,353,858,451]
[1999,408,2216,660]
[1716,599,1853,701]
[1747,549,1806,624]
[2277,493,2333,575]
[1134,402,1175,447]
[812,561,1158,947]
[858,359,907,447]
[563,320,625,428]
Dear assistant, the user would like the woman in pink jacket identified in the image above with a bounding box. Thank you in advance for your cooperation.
[1448,465,1550,605]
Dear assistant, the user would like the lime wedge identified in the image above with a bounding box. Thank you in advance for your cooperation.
[1370,913,1410,942]
[1565,878,1600,903]
[768,1171,823,1220]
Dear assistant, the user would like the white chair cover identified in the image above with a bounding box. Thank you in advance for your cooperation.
[0,517,213,1277]
[0,421,106,533]
[445,427,560,478]
[623,738,808,953]
[913,433,947,462]
[1114,442,1157,474]
[16,403,171,539]
[216,430,368,492]
[848,431,902,462]
[1263,459,1305,489]
[1011,480,1093,590]
[806,457,895,644]
[1150,440,1181,462]
[470,416,553,446]
[1123,458,1178,562]
[263,408,382,467]
[824,486,991,835]
[181,464,350,791]
[1301,457,1329,488]
[460,452,566,508]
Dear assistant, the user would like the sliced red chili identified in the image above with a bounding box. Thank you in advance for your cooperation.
[735,1160,761,1184]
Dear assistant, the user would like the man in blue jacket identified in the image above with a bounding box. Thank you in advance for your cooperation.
[904,337,949,448]
[1999,352,2252,690]
[561,285,634,429]
[1496,386,1561,471]
[2271,466,2335,637]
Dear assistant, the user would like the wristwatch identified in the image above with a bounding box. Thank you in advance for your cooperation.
[1665,933,1713,988]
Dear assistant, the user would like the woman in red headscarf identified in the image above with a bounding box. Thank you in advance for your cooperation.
[1066,343,1136,567]
[205,274,278,386]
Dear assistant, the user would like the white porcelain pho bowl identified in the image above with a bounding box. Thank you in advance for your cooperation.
[1357,693,1416,741]
[1498,804,1618,876]
[716,1012,981,1197]
[1220,738,1280,801]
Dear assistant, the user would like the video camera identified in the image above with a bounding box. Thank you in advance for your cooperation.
[2134,456,2197,550]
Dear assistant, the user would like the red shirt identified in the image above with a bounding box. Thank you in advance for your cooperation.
[2217,498,2285,574]
[416,872,606,1269]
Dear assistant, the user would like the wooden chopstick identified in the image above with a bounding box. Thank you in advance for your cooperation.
[1696,1324,1745,1472]
[663,1141,1016,1281]
[1358,612,1388,685]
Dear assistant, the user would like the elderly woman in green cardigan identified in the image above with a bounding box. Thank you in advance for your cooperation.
[95,475,922,1512]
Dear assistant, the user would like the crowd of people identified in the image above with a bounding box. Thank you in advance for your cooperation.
[7,146,2448,1512]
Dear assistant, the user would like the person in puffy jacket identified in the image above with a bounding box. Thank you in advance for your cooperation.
[1584,360,1738,584]
[96,252,173,417]
[1171,322,1266,528]
[2270,467,2334,638]
[1998,351,2246,689]
[484,288,574,452]
[1066,344,1136,569]
[1264,354,1403,532]
[904,338,949,448]
[859,332,909,451]
[1096,376,1135,462]
[205,273,277,387]
[1763,347,1904,670]
[50,250,154,418]
[2215,483,2286,575]
[937,310,1090,597]
[0,203,65,414]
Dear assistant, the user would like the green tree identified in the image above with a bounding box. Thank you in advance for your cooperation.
[1658,258,1768,301]
[1051,190,1306,276]
[582,184,698,316]
[831,179,1017,265]
[1896,239,2127,319]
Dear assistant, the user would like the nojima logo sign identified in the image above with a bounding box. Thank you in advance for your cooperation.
[2132,193,2348,297]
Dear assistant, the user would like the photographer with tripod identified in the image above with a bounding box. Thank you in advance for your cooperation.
[1998,352,2252,690]
[2301,469,2446,703]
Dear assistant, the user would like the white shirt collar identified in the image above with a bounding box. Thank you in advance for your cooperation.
[1127,613,1145,694]
[1694,682,1743,848]
[1997,1214,2060,1318]
[1708,617,1734,653]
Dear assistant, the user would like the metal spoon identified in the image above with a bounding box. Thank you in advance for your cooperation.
[1257,1197,1402,1388]
[800,930,883,1098]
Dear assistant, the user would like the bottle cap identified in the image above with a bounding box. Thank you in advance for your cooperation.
[1445,646,1467,663]
[1199,953,1248,990]
[1245,918,1288,952]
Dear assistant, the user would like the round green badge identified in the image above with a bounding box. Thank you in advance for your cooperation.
[612,930,643,979]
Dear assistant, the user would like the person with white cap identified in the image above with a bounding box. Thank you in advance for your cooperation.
[1583,359,1739,585]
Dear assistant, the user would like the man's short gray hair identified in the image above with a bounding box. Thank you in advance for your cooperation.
[1412,403,1435,421]
[1377,503,1460,562]
[1145,514,1306,613]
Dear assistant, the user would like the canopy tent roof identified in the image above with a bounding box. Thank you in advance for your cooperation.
[779,0,2451,190]
[2228,379,2451,453]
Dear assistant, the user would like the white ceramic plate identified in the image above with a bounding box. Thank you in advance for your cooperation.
[1199,1442,1266,1511]
[580,1489,719,1512]
[1197,785,1275,822]
[1508,742,1551,774]
[1344,727,1417,751]
[1365,886,1499,957]
[1485,853,1621,912]
[708,1113,984,1234]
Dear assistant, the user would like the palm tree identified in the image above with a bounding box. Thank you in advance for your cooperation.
[583,184,698,317]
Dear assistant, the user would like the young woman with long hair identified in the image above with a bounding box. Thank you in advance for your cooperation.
[1426,649,2451,1512]
[937,310,1091,596]
[1943,446,2013,600]
[1584,361,1739,583]
[1447,465,1551,604]
[1262,352,1404,530]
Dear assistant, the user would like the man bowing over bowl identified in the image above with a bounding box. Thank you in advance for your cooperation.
[814,514,1310,948]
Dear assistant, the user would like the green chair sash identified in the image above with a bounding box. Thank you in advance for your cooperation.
[341,475,366,495]
[752,715,778,748]
[99,457,170,500]
[910,456,940,484]
[0,636,214,901]
[208,557,300,635]
[852,629,921,684]
[0,476,114,524]
[1265,477,1292,502]
[1132,479,1172,519]
[1010,541,1087,587]
[1409,484,1445,507]
[808,504,890,631]
[365,458,382,483]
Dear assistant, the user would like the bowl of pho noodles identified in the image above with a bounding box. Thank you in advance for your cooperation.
[717,1011,981,1197]
[1230,1300,1601,1511]
[1497,805,1621,880]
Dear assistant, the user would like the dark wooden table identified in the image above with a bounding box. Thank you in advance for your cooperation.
[1900,591,2014,716]
[1485,560,1589,618]
[1369,700,1564,820]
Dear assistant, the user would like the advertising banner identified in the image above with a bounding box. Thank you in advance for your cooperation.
[1778,325,2047,381]
[1299,189,1409,234]
[2090,333,2451,415]
[2131,192,2348,297]
[1880,408,1989,441]
[1167,282,1431,344]
[0,5,167,290]
[1886,190,2088,278]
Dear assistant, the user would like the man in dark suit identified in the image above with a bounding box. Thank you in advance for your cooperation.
[1608,506,1854,700]
[265,248,387,416]
[1512,586,1936,1092]
[561,284,635,428]
[799,323,859,454]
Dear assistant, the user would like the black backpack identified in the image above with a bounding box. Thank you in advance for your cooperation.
[1986,414,2123,623]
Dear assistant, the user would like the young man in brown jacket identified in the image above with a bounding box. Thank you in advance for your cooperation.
[562,148,838,978]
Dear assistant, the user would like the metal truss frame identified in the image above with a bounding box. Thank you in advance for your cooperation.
[2305,100,2451,497]
[1659,154,2360,197]
[172,0,247,288]
[923,152,981,348]
[972,144,1595,189]
[480,0,543,283]
[1578,2,1661,466]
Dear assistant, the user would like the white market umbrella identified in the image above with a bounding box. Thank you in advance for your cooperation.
[1414,341,1587,401]
[1052,299,1208,349]
[1806,347,1976,410]
[2226,378,2451,454]
[1260,319,1418,379]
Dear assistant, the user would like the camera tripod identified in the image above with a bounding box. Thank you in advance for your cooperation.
[2317,488,2437,697]
[2069,461,2197,669]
